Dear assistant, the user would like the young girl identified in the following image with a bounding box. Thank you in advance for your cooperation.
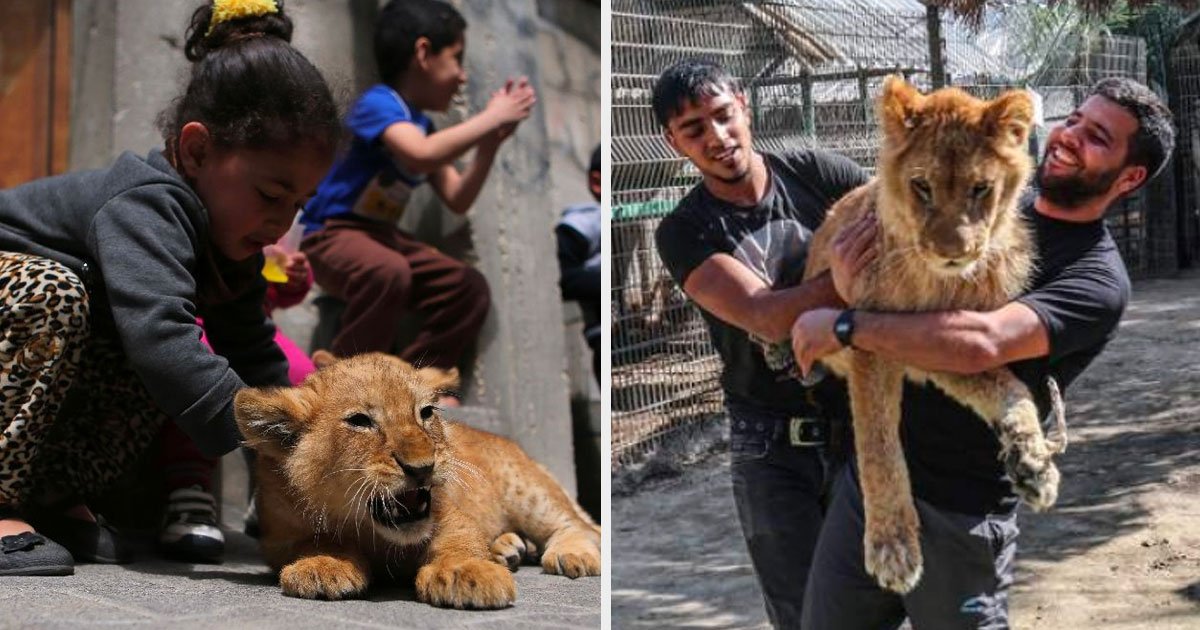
[0,0,338,575]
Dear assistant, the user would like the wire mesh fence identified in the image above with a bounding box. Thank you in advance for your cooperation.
[611,0,1167,471]
[1169,15,1200,269]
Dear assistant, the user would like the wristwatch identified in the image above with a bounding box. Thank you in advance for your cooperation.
[833,308,856,348]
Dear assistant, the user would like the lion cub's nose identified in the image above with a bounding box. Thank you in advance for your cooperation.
[396,457,434,486]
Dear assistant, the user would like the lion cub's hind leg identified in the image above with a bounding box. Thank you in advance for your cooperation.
[923,369,1060,511]
[541,528,601,578]
[490,532,539,571]
[506,461,601,579]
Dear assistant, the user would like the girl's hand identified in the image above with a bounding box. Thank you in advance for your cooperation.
[829,212,878,304]
[282,251,309,293]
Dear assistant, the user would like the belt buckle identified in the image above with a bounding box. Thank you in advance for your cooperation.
[789,417,826,447]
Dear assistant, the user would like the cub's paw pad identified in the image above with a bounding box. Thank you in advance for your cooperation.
[416,558,516,609]
[490,532,526,572]
[542,537,601,578]
[1006,448,1060,511]
[864,526,923,594]
[279,557,368,600]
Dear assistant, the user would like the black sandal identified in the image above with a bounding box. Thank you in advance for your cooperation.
[28,512,133,564]
[0,531,75,576]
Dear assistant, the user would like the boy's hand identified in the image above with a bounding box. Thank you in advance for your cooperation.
[485,76,537,133]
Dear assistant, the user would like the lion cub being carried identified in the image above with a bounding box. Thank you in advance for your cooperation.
[802,77,1062,593]
[234,352,600,608]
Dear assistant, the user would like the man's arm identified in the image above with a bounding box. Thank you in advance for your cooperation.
[856,303,1048,372]
[790,302,1050,375]
[684,254,844,343]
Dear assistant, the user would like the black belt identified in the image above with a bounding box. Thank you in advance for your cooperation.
[785,417,829,447]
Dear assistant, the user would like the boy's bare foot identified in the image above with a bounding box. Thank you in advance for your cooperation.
[438,395,462,408]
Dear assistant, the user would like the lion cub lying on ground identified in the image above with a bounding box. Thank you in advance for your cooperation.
[234,352,600,607]
[802,77,1062,593]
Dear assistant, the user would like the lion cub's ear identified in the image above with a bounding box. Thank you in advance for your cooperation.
[311,349,338,369]
[417,366,461,394]
[983,89,1034,149]
[234,387,309,459]
[879,74,925,140]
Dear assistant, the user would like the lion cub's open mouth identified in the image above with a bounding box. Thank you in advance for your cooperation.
[369,487,432,527]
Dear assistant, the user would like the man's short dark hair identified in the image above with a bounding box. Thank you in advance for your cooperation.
[652,59,741,128]
[589,145,601,174]
[1089,77,1175,181]
[375,0,466,86]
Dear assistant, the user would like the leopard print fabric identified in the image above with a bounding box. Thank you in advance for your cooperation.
[0,252,167,508]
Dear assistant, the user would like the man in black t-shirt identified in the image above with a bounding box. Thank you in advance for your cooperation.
[652,59,872,628]
[790,79,1175,629]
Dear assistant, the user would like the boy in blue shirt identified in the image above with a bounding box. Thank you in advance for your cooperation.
[301,0,536,388]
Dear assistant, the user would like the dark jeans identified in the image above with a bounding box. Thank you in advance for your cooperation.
[802,465,1019,630]
[727,400,839,630]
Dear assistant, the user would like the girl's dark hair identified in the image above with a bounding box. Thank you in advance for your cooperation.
[158,0,340,154]
[375,0,467,86]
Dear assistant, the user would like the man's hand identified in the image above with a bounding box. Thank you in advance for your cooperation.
[829,212,877,303]
[790,307,843,377]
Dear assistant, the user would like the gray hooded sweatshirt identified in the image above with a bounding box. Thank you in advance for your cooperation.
[0,150,289,456]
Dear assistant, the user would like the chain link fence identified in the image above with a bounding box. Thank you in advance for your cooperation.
[611,0,1169,471]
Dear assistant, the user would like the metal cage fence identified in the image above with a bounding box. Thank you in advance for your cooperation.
[1170,15,1200,269]
[610,0,1162,470]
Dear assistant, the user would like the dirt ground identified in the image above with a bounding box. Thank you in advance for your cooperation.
[613,272,1200,629]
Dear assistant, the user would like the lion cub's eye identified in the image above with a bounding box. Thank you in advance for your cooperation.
[345,412,375,429]
[910,177,932,203]
[972,183,992,200]
[419,406,436,421]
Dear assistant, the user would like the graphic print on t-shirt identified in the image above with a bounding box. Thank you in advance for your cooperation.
[729,218,814,290]
[352,160,425,223]
[728,217,815,378]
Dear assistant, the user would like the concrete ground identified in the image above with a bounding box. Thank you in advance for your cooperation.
[0,533,600,629]
[0,429,599,630]
[614,272,1200,628]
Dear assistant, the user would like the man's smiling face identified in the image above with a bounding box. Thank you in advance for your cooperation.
[664,88,755,185]
[1037,94,1141,207]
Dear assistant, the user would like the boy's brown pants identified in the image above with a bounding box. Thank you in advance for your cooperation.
[301,218,490,369]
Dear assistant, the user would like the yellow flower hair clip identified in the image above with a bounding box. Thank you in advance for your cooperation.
[208,0,280,36]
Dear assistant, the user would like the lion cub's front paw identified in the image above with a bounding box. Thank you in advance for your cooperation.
[279,556,369,600]
[1005,443,1060,511]
[542,534,601,578]
[864,507,923,594]
[416,558,516,609]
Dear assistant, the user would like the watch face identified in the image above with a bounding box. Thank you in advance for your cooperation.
[834,310,854,346]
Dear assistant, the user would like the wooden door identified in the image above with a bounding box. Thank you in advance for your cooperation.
[0,0,71,189]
